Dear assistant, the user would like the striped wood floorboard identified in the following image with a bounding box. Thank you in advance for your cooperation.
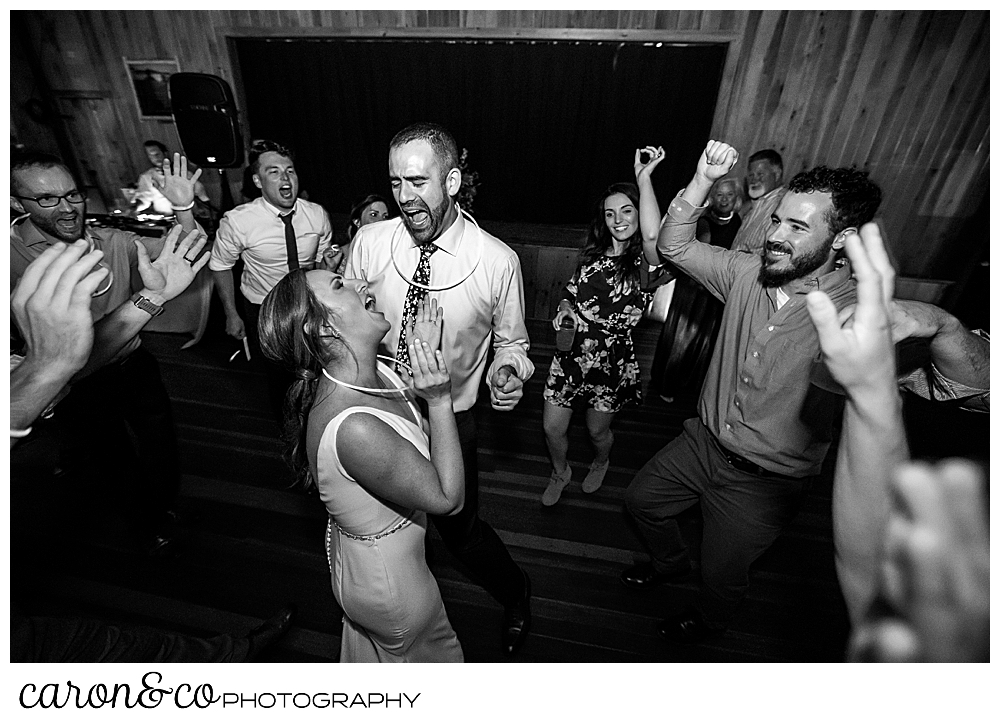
[25,319,853,663]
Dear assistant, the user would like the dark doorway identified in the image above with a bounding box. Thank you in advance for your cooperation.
[234,36,727,223]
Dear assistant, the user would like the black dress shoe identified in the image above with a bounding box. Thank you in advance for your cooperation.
[144,533,177,559]
[619,561,691,589]
[244,605,296,661]
[658,608,722,644]
[502,570,531,656]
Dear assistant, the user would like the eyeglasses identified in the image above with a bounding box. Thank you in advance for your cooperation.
[15,190,86,208]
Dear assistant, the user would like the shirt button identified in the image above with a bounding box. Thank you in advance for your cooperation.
[742,376,749,383]
[726,423,732,430]
[752,351,760,358]
[735,399,740,406]
[768,325,775,331]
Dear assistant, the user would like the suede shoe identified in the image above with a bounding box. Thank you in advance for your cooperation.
[658,608,723,644]
[581,459,609,493]
[619,561,691,589]
[541,466,571,506]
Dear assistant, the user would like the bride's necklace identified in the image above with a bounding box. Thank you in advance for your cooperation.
[715,211,735,222]
[321,355,411,395]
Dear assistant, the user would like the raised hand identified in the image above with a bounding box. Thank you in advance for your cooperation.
[135,224,210,303]
[153,152,203,209]
[409,297,443,352]
[806,222,896,396]
[634,145,666,182]
[848,460,989,662]
[408,339,452,408]
[11,240,107,377]
[696,140,739,183]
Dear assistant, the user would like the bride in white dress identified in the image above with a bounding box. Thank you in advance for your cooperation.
[259,268,464,662]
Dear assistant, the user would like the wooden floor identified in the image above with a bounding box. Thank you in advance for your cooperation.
[17,317,857,663]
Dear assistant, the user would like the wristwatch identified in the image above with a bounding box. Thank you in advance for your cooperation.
[131,292,164,317]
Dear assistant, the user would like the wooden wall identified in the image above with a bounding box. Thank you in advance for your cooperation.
[12,10,989,281]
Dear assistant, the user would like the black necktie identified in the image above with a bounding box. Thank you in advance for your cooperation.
[395,243,438,371]
[280,210,298,271]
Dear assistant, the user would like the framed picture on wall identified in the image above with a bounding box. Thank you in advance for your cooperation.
[124,58,179,120]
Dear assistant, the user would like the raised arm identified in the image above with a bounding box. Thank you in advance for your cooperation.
[10,241,106,443]
[655,140,743,300]
[679,141,739,210]
[657,142,739,262]
[634,145,666,265]
[336,331,464,516]
[805,223,909,624]
[153,153,205,236]
[846,459,989,662]
[79,226,209,375]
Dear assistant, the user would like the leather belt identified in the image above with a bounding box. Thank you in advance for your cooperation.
[716,441,801,481]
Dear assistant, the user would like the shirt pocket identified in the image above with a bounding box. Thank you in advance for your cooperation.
[297,232,321,254]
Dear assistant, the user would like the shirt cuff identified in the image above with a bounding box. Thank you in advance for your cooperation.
[900,362,990,412]
[667,189,710,224]
[488,350,535,383]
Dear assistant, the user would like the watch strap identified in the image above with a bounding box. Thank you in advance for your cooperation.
[131,292,164,317]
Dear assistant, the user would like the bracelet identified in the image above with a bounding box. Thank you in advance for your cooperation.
[10,426,33,439]
[171,201,195,212]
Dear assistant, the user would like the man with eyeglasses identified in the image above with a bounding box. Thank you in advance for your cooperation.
[10,150,204,558]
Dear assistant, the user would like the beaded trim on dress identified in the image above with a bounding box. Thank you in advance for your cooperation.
[325,517,413,570]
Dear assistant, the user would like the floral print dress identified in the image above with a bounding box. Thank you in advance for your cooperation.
[544,254,661,413]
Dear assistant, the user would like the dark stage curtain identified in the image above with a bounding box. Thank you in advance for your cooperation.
[235,38,726,224]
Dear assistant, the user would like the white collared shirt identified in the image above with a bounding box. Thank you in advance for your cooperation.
[209,196,332,303]
[346,212,534,412]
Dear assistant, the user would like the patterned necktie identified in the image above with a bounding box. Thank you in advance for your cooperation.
[280,210,299,271]
[395,242,438,371]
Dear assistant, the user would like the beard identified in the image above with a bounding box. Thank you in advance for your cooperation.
[399,192,453,244]
[758,236,834,288]
[32,209,84,243]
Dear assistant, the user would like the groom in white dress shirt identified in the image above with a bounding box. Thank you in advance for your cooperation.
[346,122,535,655]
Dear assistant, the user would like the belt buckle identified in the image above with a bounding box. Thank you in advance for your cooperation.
[725,450,754,475]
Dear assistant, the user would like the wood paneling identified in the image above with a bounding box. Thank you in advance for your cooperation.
[11,10,988,279]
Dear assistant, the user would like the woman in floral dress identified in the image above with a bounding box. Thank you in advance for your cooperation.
[541,147,669,506]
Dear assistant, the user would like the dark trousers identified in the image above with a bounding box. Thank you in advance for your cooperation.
[49,346,179,539]
[429,410,526,609]
[241,294,294,426]
[625,417,809,627]
[11,612,247,663]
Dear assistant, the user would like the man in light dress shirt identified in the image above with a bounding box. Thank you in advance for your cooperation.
[210,139,336,420]
[346,122,535,655]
